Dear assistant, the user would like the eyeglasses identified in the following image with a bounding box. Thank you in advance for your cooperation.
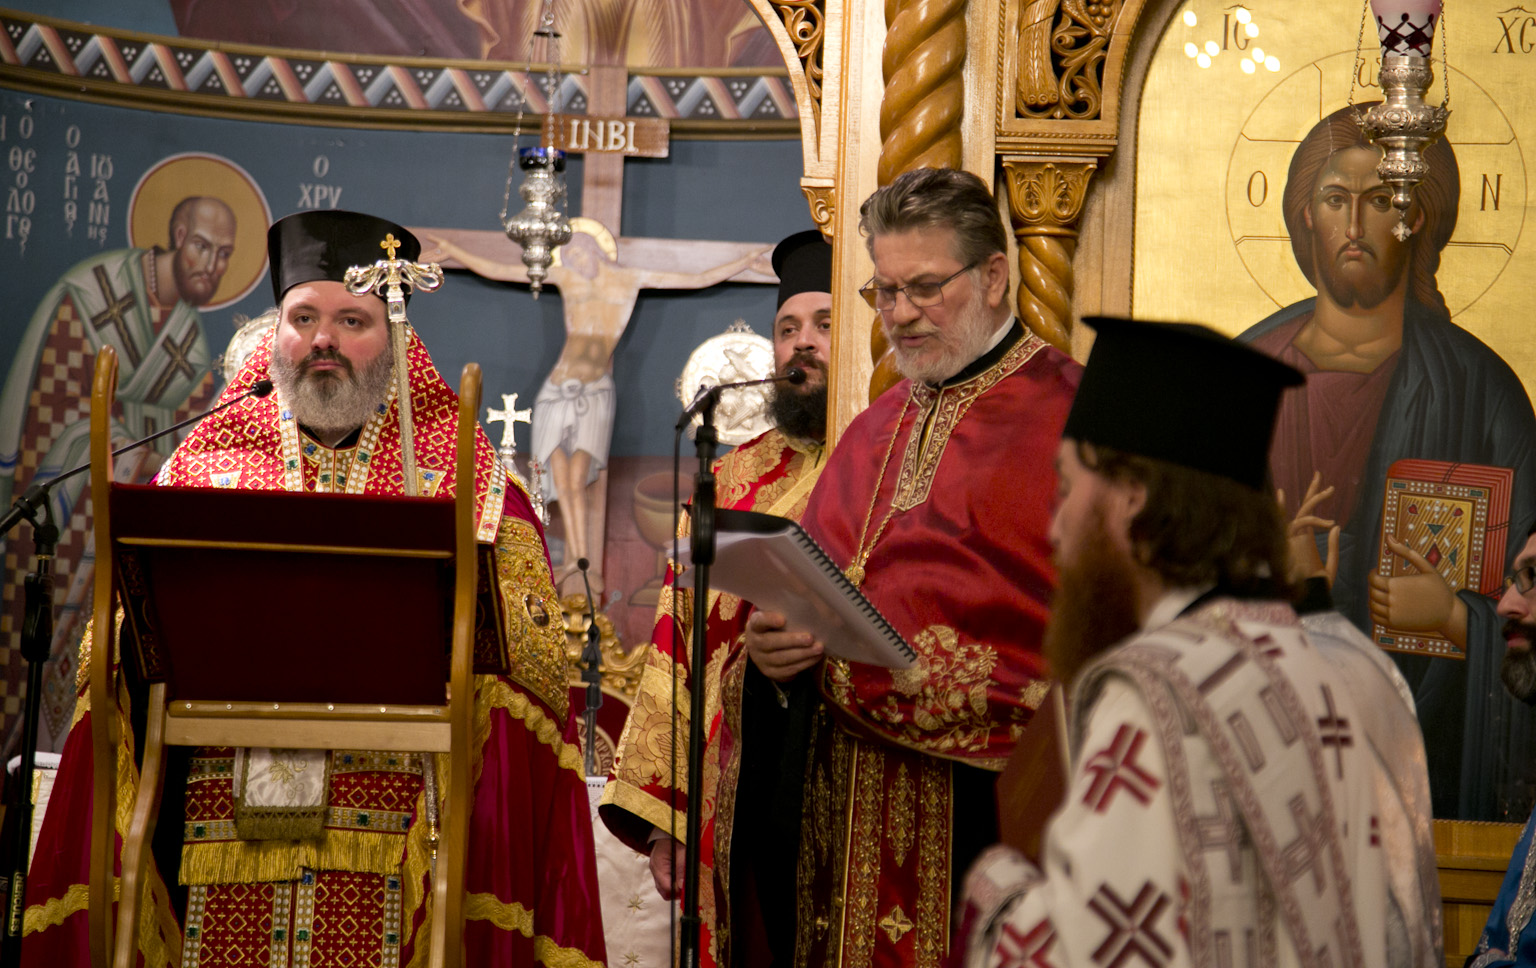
[859,262,977,311]
[1506,564,1536,595]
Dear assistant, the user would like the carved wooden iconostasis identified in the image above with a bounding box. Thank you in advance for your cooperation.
[747,0,1532,958]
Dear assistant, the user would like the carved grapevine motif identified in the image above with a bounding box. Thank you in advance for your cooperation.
[776,0,827,102]
[1017,0,1121,121]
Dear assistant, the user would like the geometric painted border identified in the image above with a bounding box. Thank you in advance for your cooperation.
[0,9,798,133]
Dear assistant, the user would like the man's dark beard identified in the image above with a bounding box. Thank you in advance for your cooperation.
[768,359,827,440]
[1044,506,1143,687]
[1314,238,1405,311]
[1501,620,1536,705]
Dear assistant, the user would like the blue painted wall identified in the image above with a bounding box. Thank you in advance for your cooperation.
[27,0,179,32]
[0,90,808,456]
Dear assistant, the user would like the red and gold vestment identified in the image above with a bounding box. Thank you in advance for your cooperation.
[793,325,1079,968]
[600,426,825,968]
[21,324,607,968]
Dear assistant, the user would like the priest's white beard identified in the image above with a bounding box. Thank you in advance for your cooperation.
[886,283,998,384]
[271,340,395,437]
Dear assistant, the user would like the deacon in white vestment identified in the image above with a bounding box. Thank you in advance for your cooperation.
[959,317,1441,968]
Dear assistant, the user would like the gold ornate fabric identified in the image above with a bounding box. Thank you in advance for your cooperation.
[797,706,953,968]
[601,426,827,968]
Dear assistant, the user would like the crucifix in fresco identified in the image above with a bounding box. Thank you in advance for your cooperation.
[413,65,776,595]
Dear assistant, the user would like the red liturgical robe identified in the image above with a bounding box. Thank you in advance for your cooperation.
[21,324,607,968]
[601,426,827,968]
[793,325,1079,968]
[1250,312,1400,530]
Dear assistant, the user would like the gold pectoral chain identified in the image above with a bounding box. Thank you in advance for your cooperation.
[845,393,914,588]
[845,376,995,587]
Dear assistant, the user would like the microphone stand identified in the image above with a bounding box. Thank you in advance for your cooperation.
[0,378,271,962]
[577,559,602,777]
[678,389,720,968]
[0,503,53,965]
[672,366,802,968]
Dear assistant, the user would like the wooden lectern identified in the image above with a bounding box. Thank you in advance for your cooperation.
[86,346,482,968]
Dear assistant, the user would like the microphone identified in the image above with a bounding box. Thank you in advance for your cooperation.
[0,378,275,536]
[576,557,604,776]
[675,366,807,430]
[107,378,272,464]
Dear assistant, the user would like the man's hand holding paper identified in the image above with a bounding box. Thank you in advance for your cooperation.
[745,608,824,681]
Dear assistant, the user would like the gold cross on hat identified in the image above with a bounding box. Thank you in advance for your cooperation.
[380,233,402,259]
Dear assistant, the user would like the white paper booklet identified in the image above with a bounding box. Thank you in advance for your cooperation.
[687,508,915,669]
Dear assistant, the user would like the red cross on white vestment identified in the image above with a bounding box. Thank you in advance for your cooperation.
[995,918,1058,968]
[1082,724,1161,813]
[1315,684,1352,780]
[1250,632,1286,656]
[1088,881,1174,967]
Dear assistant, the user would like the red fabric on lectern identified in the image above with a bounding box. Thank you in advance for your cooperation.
[21,318,607,968]
[111,484,457,706]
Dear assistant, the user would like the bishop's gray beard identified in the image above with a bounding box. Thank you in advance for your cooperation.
[271,342,395,437]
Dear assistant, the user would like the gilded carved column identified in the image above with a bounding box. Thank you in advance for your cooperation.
[870,0,967,399]
[995,0,1129,352]
[878,0,967,183]
[1001,159,1095,353]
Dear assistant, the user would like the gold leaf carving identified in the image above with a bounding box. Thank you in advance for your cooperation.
[776,1,827,102]
[560,593,644,700]
[1001,159,1097,352]
[801,184,836,240]
[1015,0,1122,121]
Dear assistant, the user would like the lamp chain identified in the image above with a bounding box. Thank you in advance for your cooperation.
[1348,0,1369,125]
[501,0,564,224]
[1439,4,1451,111]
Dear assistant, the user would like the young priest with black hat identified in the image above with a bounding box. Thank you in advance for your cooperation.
[22,210,608,968]
[600,228,834,968]
[957,317,1441,968]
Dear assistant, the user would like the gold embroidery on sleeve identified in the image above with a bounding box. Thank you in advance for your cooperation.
[610,659,687,792]
[877,625,998,758]
[495,516,571,720]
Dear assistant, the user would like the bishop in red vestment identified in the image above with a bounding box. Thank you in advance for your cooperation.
[21,211,607,968]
